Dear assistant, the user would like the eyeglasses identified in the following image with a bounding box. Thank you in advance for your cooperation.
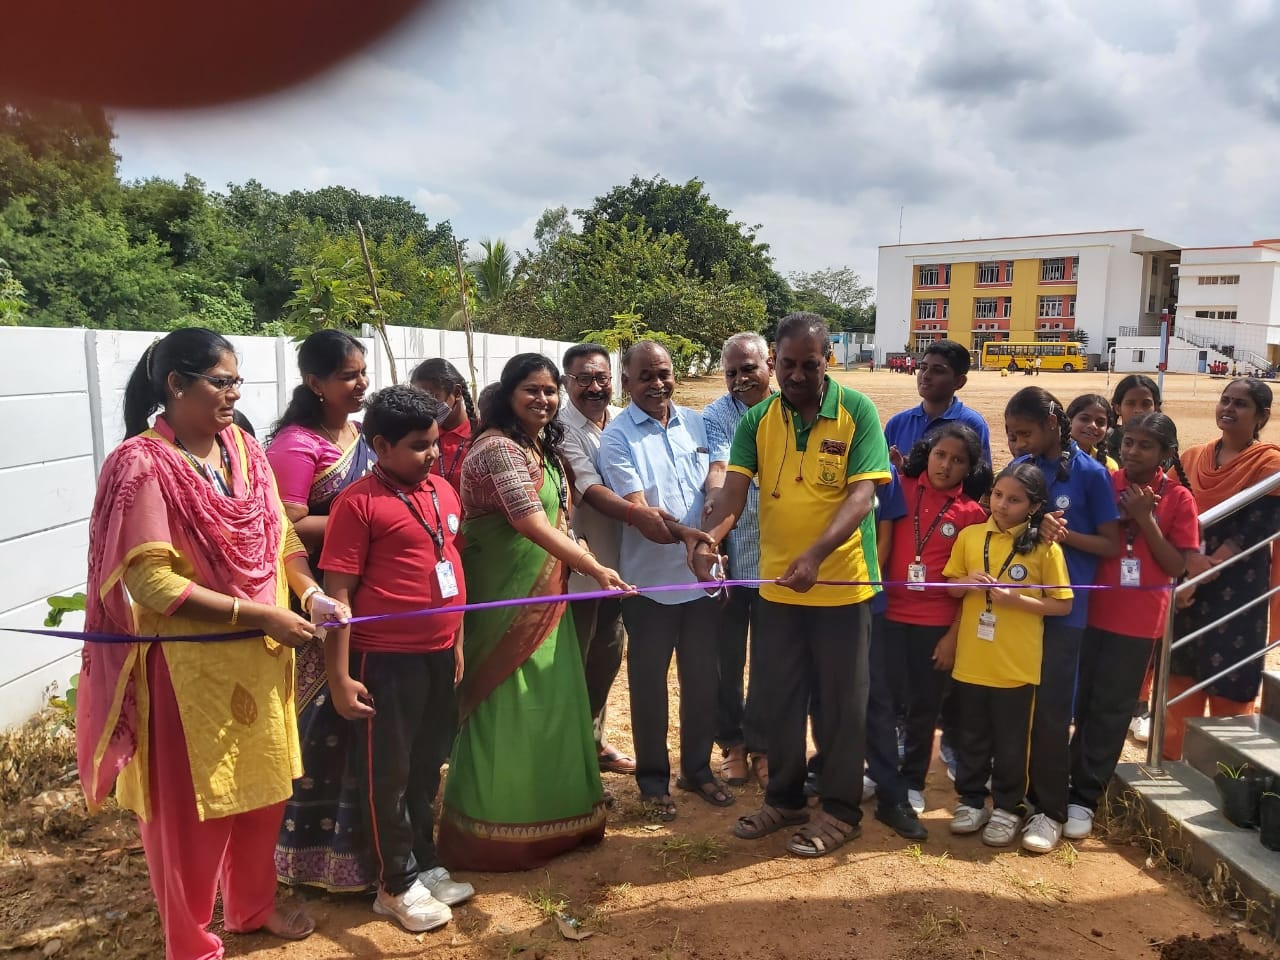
[568,373,611,387]
[190,373,245,392]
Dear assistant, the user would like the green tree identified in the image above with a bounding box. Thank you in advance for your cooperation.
[787,267,875,332]
[283,239,403,337]
[577,175,790,317]
[471,238,513,304]
[0,258,28,325]
[0,97,119,216]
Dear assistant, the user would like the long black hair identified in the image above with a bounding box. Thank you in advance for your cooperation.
[268,330,365,443]
[1122,412,1190,487]
[1106,374,1162,461]
[1066,393,1111,465]
[994,461,1050,555]
[122,327,235,439]
[901,422,993,502]
[1005,386,1072,482]
[478,353,565,462]
[411,357,477,427]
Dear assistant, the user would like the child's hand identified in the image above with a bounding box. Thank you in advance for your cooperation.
[331,675,375,720]
[932,630,957,671]
[1040,510,1068,544]
[987,585,1020,607]
[1119,485,1158,520]
[453,643,465,686]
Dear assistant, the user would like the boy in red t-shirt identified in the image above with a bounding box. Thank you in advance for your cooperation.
[321,385,473,933]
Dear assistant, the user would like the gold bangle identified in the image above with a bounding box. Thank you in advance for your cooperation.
[230,597,240,626]
[576,549,596,574]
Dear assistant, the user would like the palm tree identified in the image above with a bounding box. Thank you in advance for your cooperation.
[471,238,513,304]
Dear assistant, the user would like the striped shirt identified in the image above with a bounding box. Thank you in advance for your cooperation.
[703,391,763,582]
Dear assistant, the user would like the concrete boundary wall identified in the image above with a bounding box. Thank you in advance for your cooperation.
[0,325,606,728]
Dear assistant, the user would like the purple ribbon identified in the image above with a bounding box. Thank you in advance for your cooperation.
[3,577,1173,645]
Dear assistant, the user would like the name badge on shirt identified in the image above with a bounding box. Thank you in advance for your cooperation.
[977,611,997,642]
[1120,556,1142,587]
[436,560,460,599]
[907,562,927,591]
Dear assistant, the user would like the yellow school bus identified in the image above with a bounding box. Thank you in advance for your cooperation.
[980,340,1087,372]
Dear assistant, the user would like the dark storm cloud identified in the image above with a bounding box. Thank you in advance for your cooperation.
[1196,4,1280,123]
[919,55,1050,99]
[1012,89,1138,145]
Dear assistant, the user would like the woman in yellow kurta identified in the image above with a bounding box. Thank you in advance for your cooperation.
[77,328,348,960]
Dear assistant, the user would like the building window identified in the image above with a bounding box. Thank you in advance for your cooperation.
[916,300,936,320]
[1067,296,1076,317]
[1039,296,1064,318]
[1132,349,1146,363]
[1197,275,1241,285]
[1040,257,1077,282]
[918,264,950,287]
[914,335,936,352]
[1006,262,1014,283]
[975,297,999,319]
[977,262,1001,284]
[1037,333,1061,343]
[1070,256,1078,280]
[1193,309,1239,319]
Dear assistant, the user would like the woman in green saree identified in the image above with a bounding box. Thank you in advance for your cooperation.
[439,353,631,871]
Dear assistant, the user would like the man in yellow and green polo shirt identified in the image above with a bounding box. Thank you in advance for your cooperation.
[693,312,890,858]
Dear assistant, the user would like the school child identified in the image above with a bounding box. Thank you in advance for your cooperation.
[883,424,991,814]
[320,385,474,933]
[1005,387,1119,853]
[1103,375,1161,465]
[943,463,1073,845]
[410,358,479,491]
[1067,394,1117,471]
[1065,413,1199,839]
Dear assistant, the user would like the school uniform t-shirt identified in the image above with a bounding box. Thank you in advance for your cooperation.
[943,518,1073,688]
[436,418,472,491]
[886,473,988,626]
[321,472,466,653]
[1088,468,1199,640]
[1015,441,1118,630]
[872,466,908,615]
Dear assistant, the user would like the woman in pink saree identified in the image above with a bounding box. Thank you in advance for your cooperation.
[77,328,348,960]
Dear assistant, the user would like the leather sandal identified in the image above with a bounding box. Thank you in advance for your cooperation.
[720,745,749,786]
[786,809,859,858]
[676,776,735,807]
[641,794,677,822]
[598,746,637,774]
[732,804,808,840]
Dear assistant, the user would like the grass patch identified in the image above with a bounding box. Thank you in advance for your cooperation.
[651,834,727,879]
[1054,841,1078,868]
[916,907,969,942]
[524,875,568,919]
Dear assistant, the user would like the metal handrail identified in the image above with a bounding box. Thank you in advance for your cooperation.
[1169,541,1280,651]
[1146,470,1280,775]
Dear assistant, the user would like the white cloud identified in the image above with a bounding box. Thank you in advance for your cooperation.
[113,0,1280,287]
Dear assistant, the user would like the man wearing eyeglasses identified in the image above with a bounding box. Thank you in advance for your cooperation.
[559,343,675,776]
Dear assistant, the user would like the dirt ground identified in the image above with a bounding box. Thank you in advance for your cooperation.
[3,368,1278,960]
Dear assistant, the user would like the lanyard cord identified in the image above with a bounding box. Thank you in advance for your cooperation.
[438,436,466,480]
[913,485,955,562]
[1124,474,1166,554]
[982,531,1019,612]
[373,466,445,560]
[175,436,232,497]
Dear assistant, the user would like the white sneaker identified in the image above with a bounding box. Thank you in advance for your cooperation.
[908,789,926,814]
[419,866,475,906]
[1063,804,1094,840]
[1129,715,1150,744]
[950,803,990,834]
[981,809,1022,847]
[373,880,452,932]
[862,776,877,803]
[1020,813,1063,853]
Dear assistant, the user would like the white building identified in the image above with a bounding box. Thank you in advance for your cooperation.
[1173,240,1280,372]
[875,229,1180,365]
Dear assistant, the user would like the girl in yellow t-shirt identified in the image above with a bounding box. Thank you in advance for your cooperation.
[941,463,1073,848]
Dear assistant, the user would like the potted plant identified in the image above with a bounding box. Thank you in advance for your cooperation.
[1213,761,1264,828]
[1260,792,1280,851]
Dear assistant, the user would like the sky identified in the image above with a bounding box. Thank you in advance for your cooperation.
[114,0,1280,287]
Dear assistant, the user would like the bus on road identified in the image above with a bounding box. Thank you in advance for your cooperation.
[979,340,1087,372]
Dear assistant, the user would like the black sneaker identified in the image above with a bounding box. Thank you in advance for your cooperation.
[876,801,929,841]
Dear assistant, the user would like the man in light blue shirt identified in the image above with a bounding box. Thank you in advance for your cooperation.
[703,332,771,789]
[600,340,727,816]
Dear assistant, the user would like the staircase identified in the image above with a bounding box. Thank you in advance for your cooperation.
[1111,671,1280,935]
[1246,351,1276,375]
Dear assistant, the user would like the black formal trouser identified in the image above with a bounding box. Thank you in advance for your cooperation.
[570,596,625,748]
[350,648,456,895]
[715,586,765,755]
[865,612,908,806]
[952,679,1035,815]
[1069,628,1156,812]
[621,595,721,798]
[1027,623,1082,824]
[756,598,870,825]
[884,620,952,792]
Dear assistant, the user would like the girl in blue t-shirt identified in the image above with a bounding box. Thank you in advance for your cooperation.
[1004,387,1120,854]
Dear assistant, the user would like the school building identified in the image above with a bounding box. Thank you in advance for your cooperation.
[874,229,1181,367]
[1171,240,1280,374]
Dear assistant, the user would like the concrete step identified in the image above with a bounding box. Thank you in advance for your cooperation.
[1111,761,1280,935]
[1183,714,1280,783]
[1262,672,1280,725]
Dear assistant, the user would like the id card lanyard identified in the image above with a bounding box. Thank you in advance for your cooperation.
[1121,474,1165,587]
[978,531,1018,641]
[907,485,954,591]
[374,466,459,598]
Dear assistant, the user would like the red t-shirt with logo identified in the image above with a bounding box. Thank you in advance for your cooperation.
[437,419,472,491]
[321,471,466,653]
[885,473,989,626]
[1088,467,1199,640]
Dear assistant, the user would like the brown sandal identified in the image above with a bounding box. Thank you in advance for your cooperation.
[732,803,808,840]
[641,794,677,822]
[750,754,769,790]
[786,809,859,858]
[720,745,748,786]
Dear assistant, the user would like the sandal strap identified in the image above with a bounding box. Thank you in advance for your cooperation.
[793,811,854,850]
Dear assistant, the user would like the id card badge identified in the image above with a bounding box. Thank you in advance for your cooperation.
[435,560,460,598]
[1120,556,1142,587]
[977,611,997,642]
[907,562,927,592]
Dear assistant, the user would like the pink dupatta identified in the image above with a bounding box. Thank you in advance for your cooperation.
[77,418,284,810]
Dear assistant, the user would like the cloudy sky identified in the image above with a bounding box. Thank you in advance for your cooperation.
[114,0,1280,285]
